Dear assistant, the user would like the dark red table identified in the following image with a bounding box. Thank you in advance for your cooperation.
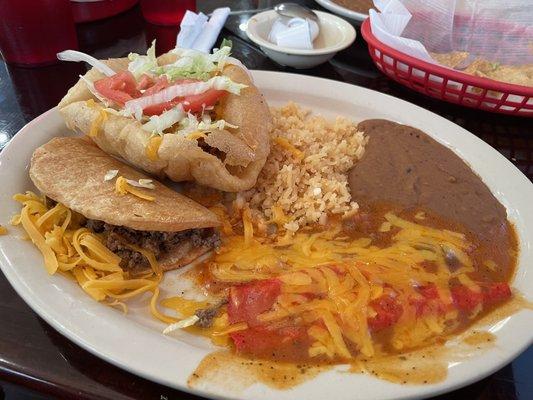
[0,2,531,399]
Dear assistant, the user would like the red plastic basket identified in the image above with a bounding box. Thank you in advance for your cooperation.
[360,19,533,117]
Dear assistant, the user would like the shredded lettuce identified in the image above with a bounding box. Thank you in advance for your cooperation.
[163,46,232,81]
[141,102,238,136]
[200,119,238,131]
[57,50,115,76]
[124,75,247,116]
[128,40,158,79]
[142,105,185,135]
[176,112,238,136]
[220,38,233,50]
[176,112,201,136]
[126,43,234,83]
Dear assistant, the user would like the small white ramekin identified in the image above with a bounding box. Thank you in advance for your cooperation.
[246,10,356,69]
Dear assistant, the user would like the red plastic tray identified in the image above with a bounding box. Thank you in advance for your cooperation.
[360,19,533,117]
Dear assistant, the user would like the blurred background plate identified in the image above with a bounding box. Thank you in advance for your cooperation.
[315,0,369,22]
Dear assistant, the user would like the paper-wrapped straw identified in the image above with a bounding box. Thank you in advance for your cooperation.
[176,10,208,49]
[191,7,230,53]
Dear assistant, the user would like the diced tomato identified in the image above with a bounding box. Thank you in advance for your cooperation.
[419,284,439,300]
[142,75,170,96]
[451,283,511,312]
[94,71,141,105]
[137,74,155,90]
[451,285,485,312]
[481,282,511,305]
[231,325,307,357]
[414,282,511,315]
[368,295,403,331]
[410,284,449,316]
[142,88,226,116]
[180,89,226,113]
[228,279,281,326]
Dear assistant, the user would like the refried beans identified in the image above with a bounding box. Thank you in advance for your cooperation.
[349,119,509,240]
[348,119,518,281]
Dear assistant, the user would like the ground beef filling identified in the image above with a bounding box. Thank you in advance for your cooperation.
[85,220,220,271]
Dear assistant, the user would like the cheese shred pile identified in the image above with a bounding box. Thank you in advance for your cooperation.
[206,207,483,360]
[115,176,155,201]
[12,191,173,322]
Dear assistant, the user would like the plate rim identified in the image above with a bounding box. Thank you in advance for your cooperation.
[0,70,532,400]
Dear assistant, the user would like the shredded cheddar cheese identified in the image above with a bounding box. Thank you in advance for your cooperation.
[86,100,107,138]
[270,204,291,227]
[186,131,208,141]
[205,206,482,360]
[115,176,155,201]
[12,191,173,321]
[146,135,163,161]
[0,225,7,235]
[274,136,304,160]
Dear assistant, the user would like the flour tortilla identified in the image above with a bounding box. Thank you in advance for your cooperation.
[58,53,271,192]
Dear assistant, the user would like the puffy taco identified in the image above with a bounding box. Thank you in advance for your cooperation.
[29,136,221,275]
[57,42,271,192]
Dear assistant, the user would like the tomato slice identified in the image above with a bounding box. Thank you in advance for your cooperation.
[227,279,281,326]
[368,295,404,331]
[410,284,451,316]
[94,71,141,106]
[231,325,308,358]
[142,88,226,116]
[137,74,155,90]
[143,75,170,96]
[451,282,511,312]
[451,285,484,312]
[481,282,511,305]
[181,89,226,113]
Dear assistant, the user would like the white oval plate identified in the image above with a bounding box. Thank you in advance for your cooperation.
[0,71,532,400]
[315,0,369,23]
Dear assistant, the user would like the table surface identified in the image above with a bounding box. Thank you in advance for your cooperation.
[0,1,531,399]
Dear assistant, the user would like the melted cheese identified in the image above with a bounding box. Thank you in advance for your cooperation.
[186,131,208,140]
[146,135,163,161]
[207,209,478,359]
[274,137,304,160]
[87,100,107,138]
[115,176,155,201]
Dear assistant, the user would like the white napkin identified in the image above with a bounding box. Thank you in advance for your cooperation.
[176,10,208,49]
[268,17,319,50]
[192,7,231,53]
[369,0,433,63]
[175,7,230,53]
[370,0,533,66]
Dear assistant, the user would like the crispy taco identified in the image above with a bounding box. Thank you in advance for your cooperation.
[56,43,271,192]
[29,136,221,275]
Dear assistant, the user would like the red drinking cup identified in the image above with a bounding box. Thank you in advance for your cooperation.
[140,0,196,26]
[0,0,79,66]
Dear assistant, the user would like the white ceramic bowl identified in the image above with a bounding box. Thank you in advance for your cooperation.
[246,10,356,69]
